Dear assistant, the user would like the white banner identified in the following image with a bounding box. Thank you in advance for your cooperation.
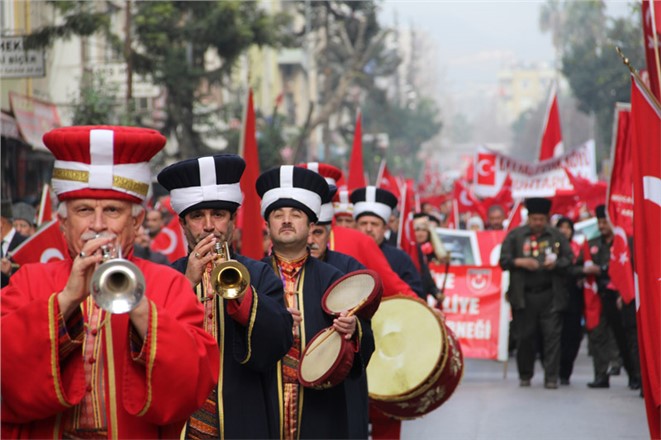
[474,140,597,198]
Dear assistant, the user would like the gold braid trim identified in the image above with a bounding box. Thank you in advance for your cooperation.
[48,293,72,408]
[53,168,149,197]
[239,288,259,365]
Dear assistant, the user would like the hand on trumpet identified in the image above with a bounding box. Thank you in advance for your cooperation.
[333,311,357,340]
[58,234,114,320]
[185,234,218,287]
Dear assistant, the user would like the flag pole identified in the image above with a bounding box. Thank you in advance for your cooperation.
[616,46,661,110]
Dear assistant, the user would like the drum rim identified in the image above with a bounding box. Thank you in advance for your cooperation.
[321,269,382,317]
[367,295,450,402]
[298,326,355,389]
[370,325,465,419]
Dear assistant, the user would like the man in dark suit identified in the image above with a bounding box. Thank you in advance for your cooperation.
[1,201,28,288]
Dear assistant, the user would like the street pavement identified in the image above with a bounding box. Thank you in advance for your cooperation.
[399,339,648,439]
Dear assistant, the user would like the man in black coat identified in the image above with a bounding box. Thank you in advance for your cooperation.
[157,155,293,439]
[257,165,374,439]
[499,197,572,389]
[1,201,28,288]
[351,186,425,299]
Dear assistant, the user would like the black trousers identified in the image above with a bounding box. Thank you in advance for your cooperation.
[559,310,584,381]
[588,293,640,381]
[513,290,562,382]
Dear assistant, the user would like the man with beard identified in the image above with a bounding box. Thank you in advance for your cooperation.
[499,197,572,389]
[257,165,374,439]
[157,154,293,439]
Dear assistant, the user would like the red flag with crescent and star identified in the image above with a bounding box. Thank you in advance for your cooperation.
[630,73,661,439]
[9,220,68,265]
[150,215,187,263]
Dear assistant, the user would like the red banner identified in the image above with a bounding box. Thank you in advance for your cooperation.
[430,265,506,360]
[642,0,661,100]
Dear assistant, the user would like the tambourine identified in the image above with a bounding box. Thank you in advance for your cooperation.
[322,269,382,320]
[298,326,357,390]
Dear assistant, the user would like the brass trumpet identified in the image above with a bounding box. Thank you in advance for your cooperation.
[90,239,145,314]
[210,241,250,300]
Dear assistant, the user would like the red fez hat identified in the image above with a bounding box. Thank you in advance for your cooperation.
[43,126,166,203]
[297,162,344,186]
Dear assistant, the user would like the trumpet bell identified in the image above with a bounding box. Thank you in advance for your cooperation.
[91,259,146,314]
[211,260,251,300]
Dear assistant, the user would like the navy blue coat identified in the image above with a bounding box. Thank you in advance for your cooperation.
[263,255,375,439]
[323,249,365,274]
[172,253,293,439]
[319,249,372,439]
[380,242,425,298]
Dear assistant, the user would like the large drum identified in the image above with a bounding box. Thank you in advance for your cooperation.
[367,296,463,420]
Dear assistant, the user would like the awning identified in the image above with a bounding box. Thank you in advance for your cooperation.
[9,92,62,151]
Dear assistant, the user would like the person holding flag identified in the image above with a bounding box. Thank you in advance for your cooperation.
[157,154,294,439]
[1,125,220,438]
[584,205,641,390]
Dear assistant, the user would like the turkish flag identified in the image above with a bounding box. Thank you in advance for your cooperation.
[347,110,366,191]
[538,84,564,161]
[376,159,401,199]
[550,189,582,221]
[642,0,661,100]
[37,184,54,227]
[581,240,601,331]
[505,200,524,232]
[564,167,607,212]
[607,104,634,236]
[150,216,187,263]
[453,180,487,220]
[608,228,635,304]
[475,152,496,186]
[397,181,421,272]
[630,74,661,439]
[10,220,69,265]
[482,173,513,213]
[238,88,264,260]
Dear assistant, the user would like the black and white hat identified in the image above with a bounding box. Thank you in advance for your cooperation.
[350,186,398,223]
[157,154,245,217]
[256,165,329,223]
[318,185,338,225]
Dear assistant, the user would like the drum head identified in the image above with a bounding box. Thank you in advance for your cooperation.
[367,297,443,398]
[322,270,380,316]
[299,328,343,383]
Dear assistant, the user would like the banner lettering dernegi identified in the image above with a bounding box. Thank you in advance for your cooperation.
[429,264,509,361]
[474,140,597,198]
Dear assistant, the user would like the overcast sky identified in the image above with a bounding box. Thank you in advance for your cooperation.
[378,1,634,97]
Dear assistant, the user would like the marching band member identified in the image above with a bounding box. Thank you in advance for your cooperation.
[256,165,374,439]
[157,154,293,439]
[1,126,219,438]
[351,186,425,298]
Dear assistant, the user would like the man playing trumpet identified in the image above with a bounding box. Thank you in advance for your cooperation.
[157,154,293,439]
[1,126,220,438]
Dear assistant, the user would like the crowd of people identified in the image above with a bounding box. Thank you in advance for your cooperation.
[0,124,642,439]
